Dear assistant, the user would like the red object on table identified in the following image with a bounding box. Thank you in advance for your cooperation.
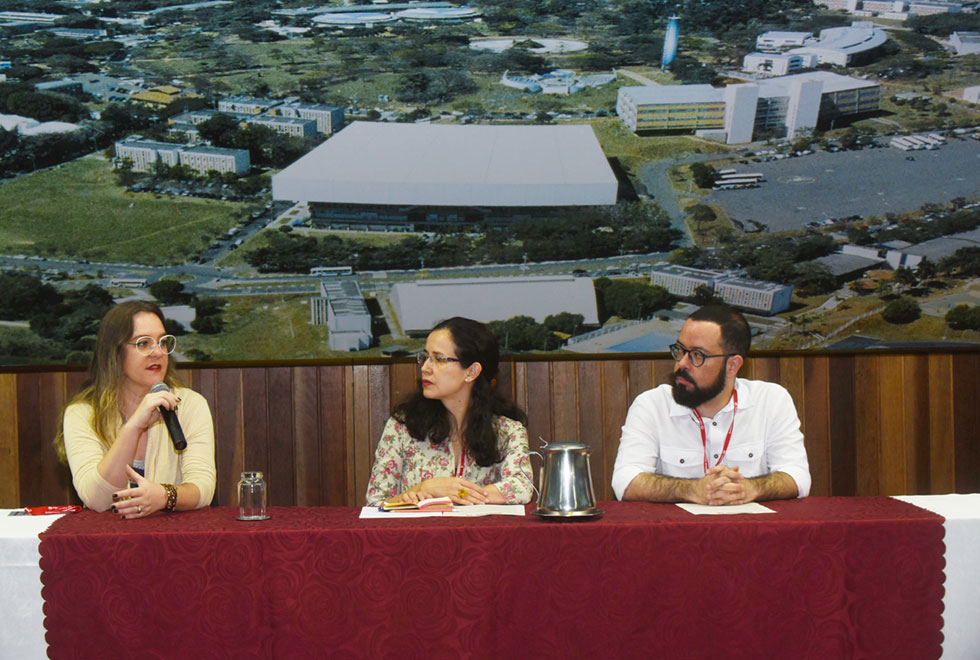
[39,498,944,659]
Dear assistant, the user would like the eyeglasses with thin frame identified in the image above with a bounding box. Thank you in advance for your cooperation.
[669,343,734,368]
[127,335,177,356]
[416,352,461,368]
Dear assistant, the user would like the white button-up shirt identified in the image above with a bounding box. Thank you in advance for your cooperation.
[612,378,811,500]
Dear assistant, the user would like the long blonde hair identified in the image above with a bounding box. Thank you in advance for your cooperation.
[55,301,180,462]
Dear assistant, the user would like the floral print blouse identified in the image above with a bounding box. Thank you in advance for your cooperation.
[365,415,534,506]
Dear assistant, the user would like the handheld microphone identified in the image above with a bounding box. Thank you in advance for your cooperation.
[150,382,187,451]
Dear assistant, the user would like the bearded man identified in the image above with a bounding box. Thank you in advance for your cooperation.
[611,304,811,506]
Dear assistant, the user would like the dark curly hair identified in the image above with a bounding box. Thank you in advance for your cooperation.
[393,317,527,467]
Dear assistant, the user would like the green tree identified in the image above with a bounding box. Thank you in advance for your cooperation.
[149,279,188,304]
[0,271,63,320]
[881,296,921,324]
[543,312,585,336]
[603,281,673,319]
[689,163,717,189]
[945,304,980,331]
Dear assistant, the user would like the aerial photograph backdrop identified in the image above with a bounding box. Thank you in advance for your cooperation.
[0,0,978,365]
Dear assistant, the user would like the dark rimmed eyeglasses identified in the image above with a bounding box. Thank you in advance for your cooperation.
[416,352,461,367]
[669,343,734,368]
[127,335,177,356]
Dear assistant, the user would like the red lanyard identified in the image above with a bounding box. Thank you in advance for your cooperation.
[455,444,466,477]
[692,388,738,474]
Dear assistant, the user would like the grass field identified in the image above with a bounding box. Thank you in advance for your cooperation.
[0,157,245,265]
[174,293,418,361]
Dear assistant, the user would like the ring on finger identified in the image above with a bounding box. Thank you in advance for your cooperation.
[137,504,142,514]
[457,488,468,499]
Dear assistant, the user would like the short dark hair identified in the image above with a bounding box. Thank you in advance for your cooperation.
[688,304,750,357]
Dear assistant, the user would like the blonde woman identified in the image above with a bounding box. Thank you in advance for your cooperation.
[56,301,215,517]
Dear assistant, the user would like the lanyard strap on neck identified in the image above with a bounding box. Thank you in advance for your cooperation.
[692,388,738,474]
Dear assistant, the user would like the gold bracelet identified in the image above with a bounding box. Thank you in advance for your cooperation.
[162,483,178,512]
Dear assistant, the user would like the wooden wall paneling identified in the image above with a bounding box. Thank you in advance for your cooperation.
[575,361,605,500]
[952,352,980,493]
[902,355,931,494]
[351,365,372,506]
[746,356,780,384]
[264,367,296,505]
[876,355,909,495]
[16,374,41,506]
[214,368,244,508]
[511,361,527,412]
[36,373,72,505]
[652,358,673,392]
[600,360,630,501]
[802,356,831,497]
[497,359,515,404]
[550,361,580,444]
[389,361,418,412]
[523,362,553,453]
[926,354,955,493]
[0,374,18,507]
[291,364,319,507]
[242,368,272,502]
[828,355,857,496]
[854,355,882,495]
[627,359,653,406]
[315,366,348,505]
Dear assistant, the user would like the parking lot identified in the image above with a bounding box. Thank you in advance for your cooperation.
[706,139,980,232]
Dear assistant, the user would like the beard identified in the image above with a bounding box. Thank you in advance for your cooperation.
[669,362,728,410]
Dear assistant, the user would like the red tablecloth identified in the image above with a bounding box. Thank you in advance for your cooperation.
[40,498,944,660]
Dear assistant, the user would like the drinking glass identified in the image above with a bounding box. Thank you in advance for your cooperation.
[237,471,269,521]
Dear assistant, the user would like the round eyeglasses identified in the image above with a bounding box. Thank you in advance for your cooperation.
[668,343,735,368]
[128,335,177,356]
[416,352,461,367]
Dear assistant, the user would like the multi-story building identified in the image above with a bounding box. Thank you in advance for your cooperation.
[743,52,818,77]
[273,103,345,134]
[616,85,727,134]
[756,31,812,51]
[114,139,249,175]
[178,145,250,175]
[217,96,282,115]
[310,278,372,351]
[247,115,317,138]
[114,140,183,171]
[649,263,793,315]
[618,71,880,143]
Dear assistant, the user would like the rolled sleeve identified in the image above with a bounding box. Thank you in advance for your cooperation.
[763,386,811,498]
[611,391,663,501]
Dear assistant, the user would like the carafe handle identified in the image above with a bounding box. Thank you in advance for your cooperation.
[520,437,549,502]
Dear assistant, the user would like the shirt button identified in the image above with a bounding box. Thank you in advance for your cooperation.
[748,452,754,458]
[714,454,719,459]
[712,421,718,426]
[679,458,685,464]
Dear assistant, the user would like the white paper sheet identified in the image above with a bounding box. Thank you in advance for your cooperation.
[359,504,526,519]
[676,502,775,515]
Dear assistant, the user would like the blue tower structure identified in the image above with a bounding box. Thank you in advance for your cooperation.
[661,15,680,70]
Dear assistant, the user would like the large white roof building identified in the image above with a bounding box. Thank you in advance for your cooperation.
[391,276,599,334]
[272,122,618,220]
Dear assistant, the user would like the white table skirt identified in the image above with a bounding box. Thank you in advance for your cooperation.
[0,510,64,660]
[896,494,980,660]
[4,496,979,659]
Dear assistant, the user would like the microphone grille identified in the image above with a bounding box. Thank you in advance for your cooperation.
[150,382,170,394]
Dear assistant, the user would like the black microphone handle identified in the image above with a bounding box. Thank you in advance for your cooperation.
[159,407,187,451]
